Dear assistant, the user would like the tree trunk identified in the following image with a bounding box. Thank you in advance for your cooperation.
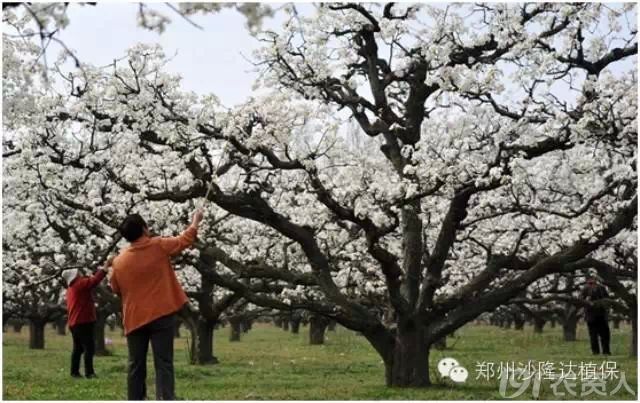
[229,318,242,342]
[514,317,525,330]
[290,318,301,334]
[562,317,577,341]
[433,337,446,350]
[55,318,67,335]
[503,320,512,329]
[613,318,621,329]
[309,316,329,345]
[116,314,125,337]
[550,319,557,328]
[29,320,46,349]
[13,322,23,333]
[533,318,545,334]
[327,320,336,331]
[273,317,282,327]
[241,318,252,333]
[174,319,182,338]
[630,316,637,357]
[94,312,110,356]
[189,319,218,364]
[386,321,430,386]
[281,319,289,331]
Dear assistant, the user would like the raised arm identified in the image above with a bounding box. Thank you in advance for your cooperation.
[158,209,203,257]
[78,257,113,290]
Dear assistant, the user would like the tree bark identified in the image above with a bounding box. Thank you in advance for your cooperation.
[189,319,218,364]
[29,320,46,349]
[514,317,525,330]
[175,319,182,338]
[116,314,125,336]
[241,318,252,333]
[562,317,578,341]
[387,321,430,386]
[55,318,67,335]
[612,318,621,329]
[290,317,301,334]
[630,316,637,357]
[309,315,329,345]
[229,318,242,342]
[327,320,336,331]
[362,320,434,387]
[433,337,446,350]
[94,312,110,356]
[533,318,546,334]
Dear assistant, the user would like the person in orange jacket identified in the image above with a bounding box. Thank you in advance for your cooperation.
[110,209,203,400]
[62,257,113,379]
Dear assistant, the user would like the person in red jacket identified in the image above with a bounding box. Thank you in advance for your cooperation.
[62,258,113,379]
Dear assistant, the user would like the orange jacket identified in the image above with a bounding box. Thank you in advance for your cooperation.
[110,225,197,335]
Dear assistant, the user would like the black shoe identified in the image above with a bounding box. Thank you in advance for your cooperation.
[86,373,98,379]
[71,373,83,379]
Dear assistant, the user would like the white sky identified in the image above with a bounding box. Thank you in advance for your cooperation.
[22,2,637,113]
[51,3,636,106]
[54,3,290,107]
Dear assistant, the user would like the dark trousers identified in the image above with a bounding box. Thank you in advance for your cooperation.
[70,322,95,376]
[126,314,176,400]
[587,317,611,354]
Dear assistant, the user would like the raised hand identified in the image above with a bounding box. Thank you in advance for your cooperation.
[192,209,204,227]
[102,256,115,273]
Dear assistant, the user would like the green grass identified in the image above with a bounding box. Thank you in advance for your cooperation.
[3,322,637,400]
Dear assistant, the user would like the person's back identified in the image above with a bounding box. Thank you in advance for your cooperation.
[581,283,609,322]
[110,211,202,400]
[581,277,611,355]
[66,272,105,328]
[112,236,191,335]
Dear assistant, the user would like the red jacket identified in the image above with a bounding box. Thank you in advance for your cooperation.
[65,270,107,328]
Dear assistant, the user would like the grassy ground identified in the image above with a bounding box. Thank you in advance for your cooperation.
[2,322,637,400]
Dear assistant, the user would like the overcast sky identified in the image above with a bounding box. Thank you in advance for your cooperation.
[38,3,636,111]
[54,3,289,107]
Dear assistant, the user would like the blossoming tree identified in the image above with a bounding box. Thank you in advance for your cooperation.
[3,3,636,387]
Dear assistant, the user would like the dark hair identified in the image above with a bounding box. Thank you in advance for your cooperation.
[119,214,148,242]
